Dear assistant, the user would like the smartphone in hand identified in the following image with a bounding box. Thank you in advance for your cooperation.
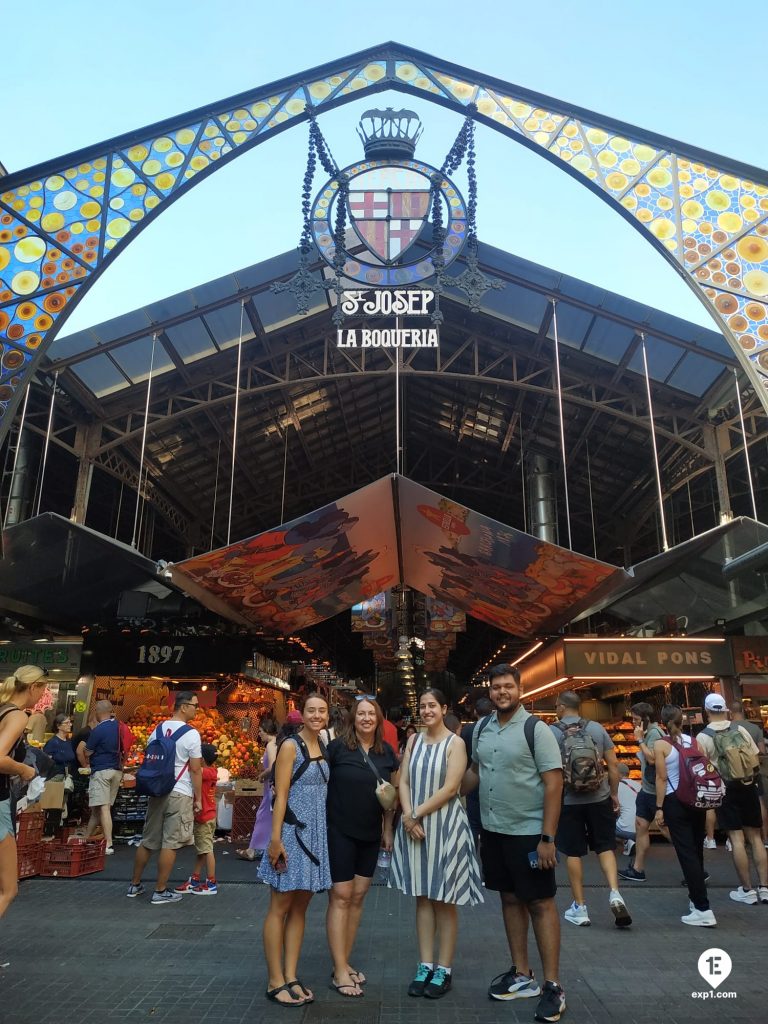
[275,853,288,873]
[528,849,559,869]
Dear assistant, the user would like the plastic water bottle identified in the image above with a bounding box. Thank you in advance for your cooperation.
[376,848,391,881]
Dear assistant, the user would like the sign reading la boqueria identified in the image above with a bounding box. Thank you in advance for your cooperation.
[337,288,438,348]
[563,638,733,678]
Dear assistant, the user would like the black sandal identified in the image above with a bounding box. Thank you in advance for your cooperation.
[286,979,314,1003]
[330,979,364,998]
[265,983,305,1007]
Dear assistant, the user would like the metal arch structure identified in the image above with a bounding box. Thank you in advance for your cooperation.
[2,41,768,446]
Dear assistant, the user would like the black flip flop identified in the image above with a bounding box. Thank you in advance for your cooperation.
[331,969,367,986]
[330,979,364,998]
[286,979,314,1003]
[265,983,305,1007]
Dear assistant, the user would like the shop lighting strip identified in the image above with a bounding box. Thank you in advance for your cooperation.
[572,674,718,681]
[562,637,727,643]
[511,640,544,666]
[523,673,718,702]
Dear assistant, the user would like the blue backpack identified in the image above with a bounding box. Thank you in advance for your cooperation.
[136,723,193,797]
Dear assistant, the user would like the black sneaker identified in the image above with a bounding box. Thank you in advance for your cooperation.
[424,967,452,1000]
[535,981,566,1022]
[488,965,541,1000]
[618,866,646,881]
[407,963,433,997]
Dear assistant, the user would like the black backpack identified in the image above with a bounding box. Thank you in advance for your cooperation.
[270,735,328,866]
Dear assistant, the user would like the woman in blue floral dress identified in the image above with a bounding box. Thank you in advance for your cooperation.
[260,693,331,1007]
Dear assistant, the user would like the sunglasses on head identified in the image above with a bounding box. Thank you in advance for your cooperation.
[355,694,376,702]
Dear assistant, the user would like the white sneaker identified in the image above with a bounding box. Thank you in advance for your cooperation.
[729,886,758,904]
[726,838,733,852]
[757,886,768,904]
[703,838,717,850]
[564,901,590,926]
[105,846,115,856]
[609,890,632,927]
[622,839,636,857]
[682,908,717,927]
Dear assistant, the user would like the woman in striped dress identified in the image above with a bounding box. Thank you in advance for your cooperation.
[390,688,483,1000]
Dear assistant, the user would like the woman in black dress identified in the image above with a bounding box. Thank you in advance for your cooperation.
[326,698,398,997]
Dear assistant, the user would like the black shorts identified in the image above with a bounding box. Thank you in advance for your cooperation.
[635,790,657,823]
[557,797,616,857]
[716,782,763,832]
[327,822,380,883]
[480,830,557,903]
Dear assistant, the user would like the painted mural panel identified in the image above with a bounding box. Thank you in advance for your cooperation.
[397,477,625,636]
[172,477,398,633]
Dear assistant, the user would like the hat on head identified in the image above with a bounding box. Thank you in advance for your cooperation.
[286,710,303,725]
[704,693,727,713]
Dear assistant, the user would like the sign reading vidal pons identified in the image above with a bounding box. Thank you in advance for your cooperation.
[337,288,438,348]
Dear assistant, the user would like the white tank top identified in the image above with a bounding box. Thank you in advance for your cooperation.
[664,733,693,794]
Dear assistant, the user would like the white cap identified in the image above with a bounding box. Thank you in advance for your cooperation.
[704,693,727,712]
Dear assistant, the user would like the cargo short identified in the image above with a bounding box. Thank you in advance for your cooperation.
[193,818,216,855]
[88,769,122,808]
[141,791,194,851]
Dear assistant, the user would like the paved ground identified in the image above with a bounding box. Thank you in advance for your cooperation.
[2,841,767,1024]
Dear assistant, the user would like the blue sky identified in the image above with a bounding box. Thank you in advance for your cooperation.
[3,1,767,336]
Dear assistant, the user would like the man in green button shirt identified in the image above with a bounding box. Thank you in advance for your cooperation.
[464,664,566,1023]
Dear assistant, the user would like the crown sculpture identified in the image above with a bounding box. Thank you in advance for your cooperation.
[356,107,424,160]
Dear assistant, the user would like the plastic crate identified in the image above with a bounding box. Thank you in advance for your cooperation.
[16,810,45,845]
[231,793,261,843]
[41,839,106,878]
[17,844,42,880]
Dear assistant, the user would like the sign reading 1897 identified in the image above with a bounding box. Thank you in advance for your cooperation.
[337,289,438,348]
[137,644,185,665]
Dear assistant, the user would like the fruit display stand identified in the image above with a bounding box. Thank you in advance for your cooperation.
[125,706,264,779]
[608,719,641,780]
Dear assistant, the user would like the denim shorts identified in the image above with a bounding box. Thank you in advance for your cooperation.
[0,798,14,842]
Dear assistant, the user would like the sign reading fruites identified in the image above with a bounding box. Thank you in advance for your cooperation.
[337,289,438,348]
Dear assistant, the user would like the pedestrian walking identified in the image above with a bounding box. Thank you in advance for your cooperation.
[696,693,767,905]
[551,691,632,928]
[260,693,331,1008]
[236,717,279,862]
[653,705,717,927]
[460,696,493,847]
[83,700,124,854]
[326,697,398,997]
[126,691,203,904]
[729,700,768,843]
[0,667,47,926]
[175,743,219,895]
[615,764,640,857]
[390,688,482,1002]
[464,664,566,1022]
[619,702,669,881]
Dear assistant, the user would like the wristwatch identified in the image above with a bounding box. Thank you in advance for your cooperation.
[655,806,664,812]
[540,833,555,843]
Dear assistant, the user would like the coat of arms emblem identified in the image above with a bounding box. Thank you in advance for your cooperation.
[311,108,468,286]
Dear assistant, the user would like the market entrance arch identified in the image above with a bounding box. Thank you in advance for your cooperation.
[2,41,768,446]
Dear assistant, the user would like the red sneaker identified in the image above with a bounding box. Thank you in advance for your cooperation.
[174,877,199,893]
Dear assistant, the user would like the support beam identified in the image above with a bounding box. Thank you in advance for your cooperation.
[70,422,101,525]
[704,423,733,523]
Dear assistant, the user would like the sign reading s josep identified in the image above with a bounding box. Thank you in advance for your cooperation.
[337,289,438,349]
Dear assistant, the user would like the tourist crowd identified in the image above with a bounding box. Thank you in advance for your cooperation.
[1,662,767,1024]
